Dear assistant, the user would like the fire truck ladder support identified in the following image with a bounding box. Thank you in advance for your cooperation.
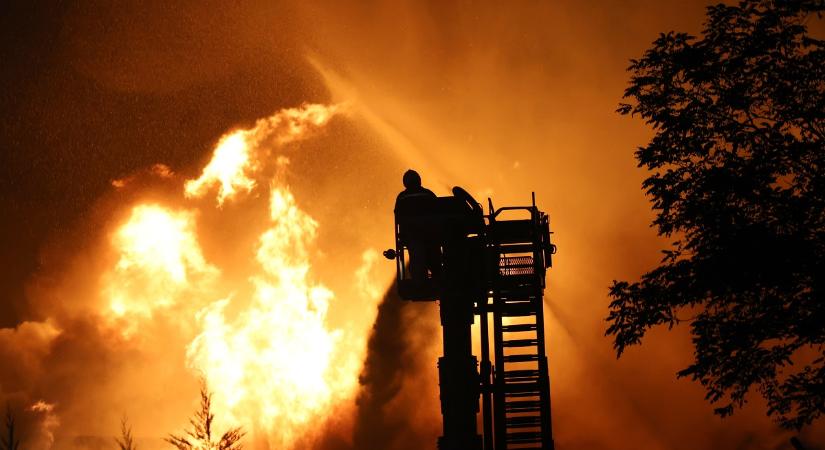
[388,188,556,450]
[485,200,554,450]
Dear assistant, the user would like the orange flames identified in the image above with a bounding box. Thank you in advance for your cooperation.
[100,103,369,448]
[184,103,341,206]
[187,185,358,447]
[105,205,218,322]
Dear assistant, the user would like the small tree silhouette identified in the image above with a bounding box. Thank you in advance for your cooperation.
[1,405,20,450]
[115,417,137,450]
[166,384,244,450]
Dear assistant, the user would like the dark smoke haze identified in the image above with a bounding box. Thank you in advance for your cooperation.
[2,1,824,450]
[350,286,440,450]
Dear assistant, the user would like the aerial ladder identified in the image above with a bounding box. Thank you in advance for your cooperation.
[385,186,557,450]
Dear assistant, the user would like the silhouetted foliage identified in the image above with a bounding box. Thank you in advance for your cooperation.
[166,384,244,450]
[608,0,824,429]
[116,417,137,450]
[2,406,20,450]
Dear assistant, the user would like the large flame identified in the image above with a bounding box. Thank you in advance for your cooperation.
[187,185,354,447]
[184,103,341,206]
[105,204,218,320]
[184,132,257,205]
[101,103,366,448]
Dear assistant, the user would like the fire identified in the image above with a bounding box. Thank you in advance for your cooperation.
[187,186,352,447]
[101,103,364,448]
[105,204,217,320]
[184,132,257,205]
[184,103,342,206]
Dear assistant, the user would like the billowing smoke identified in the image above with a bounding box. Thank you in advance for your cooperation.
[350,285,440,450]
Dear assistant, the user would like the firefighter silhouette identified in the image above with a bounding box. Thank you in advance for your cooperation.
[394,169,441,282]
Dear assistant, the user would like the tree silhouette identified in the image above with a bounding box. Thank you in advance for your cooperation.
[116,417,137,450]
[608,0,824,429]
[1,406,20,450]
[166,384,244,450]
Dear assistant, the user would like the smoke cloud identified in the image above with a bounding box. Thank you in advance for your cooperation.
[350,286,441,450]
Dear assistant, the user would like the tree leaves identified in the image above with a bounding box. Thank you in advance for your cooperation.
[607,0,824,429]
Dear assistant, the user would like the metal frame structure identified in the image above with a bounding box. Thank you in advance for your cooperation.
[387,190,556,450]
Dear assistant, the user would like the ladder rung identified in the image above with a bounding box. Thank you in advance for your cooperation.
[496,274,540,286]
[497,293,541,303]
[505,400,542,412]
[503,376,540,383]
[497,291,541,301]
[503,354,540,363]
[506,431,543,443]
[502,339,538,348]
[499,298,534,306]
[498,302,535,312]
[503,369,540,379]
[500,306,537,317]
[504,382,541,393]
[506,416,543,428]
[505,391,541,399]
[501,323,537,333]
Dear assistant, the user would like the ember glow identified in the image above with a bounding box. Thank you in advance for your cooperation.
[98,103,365,448]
